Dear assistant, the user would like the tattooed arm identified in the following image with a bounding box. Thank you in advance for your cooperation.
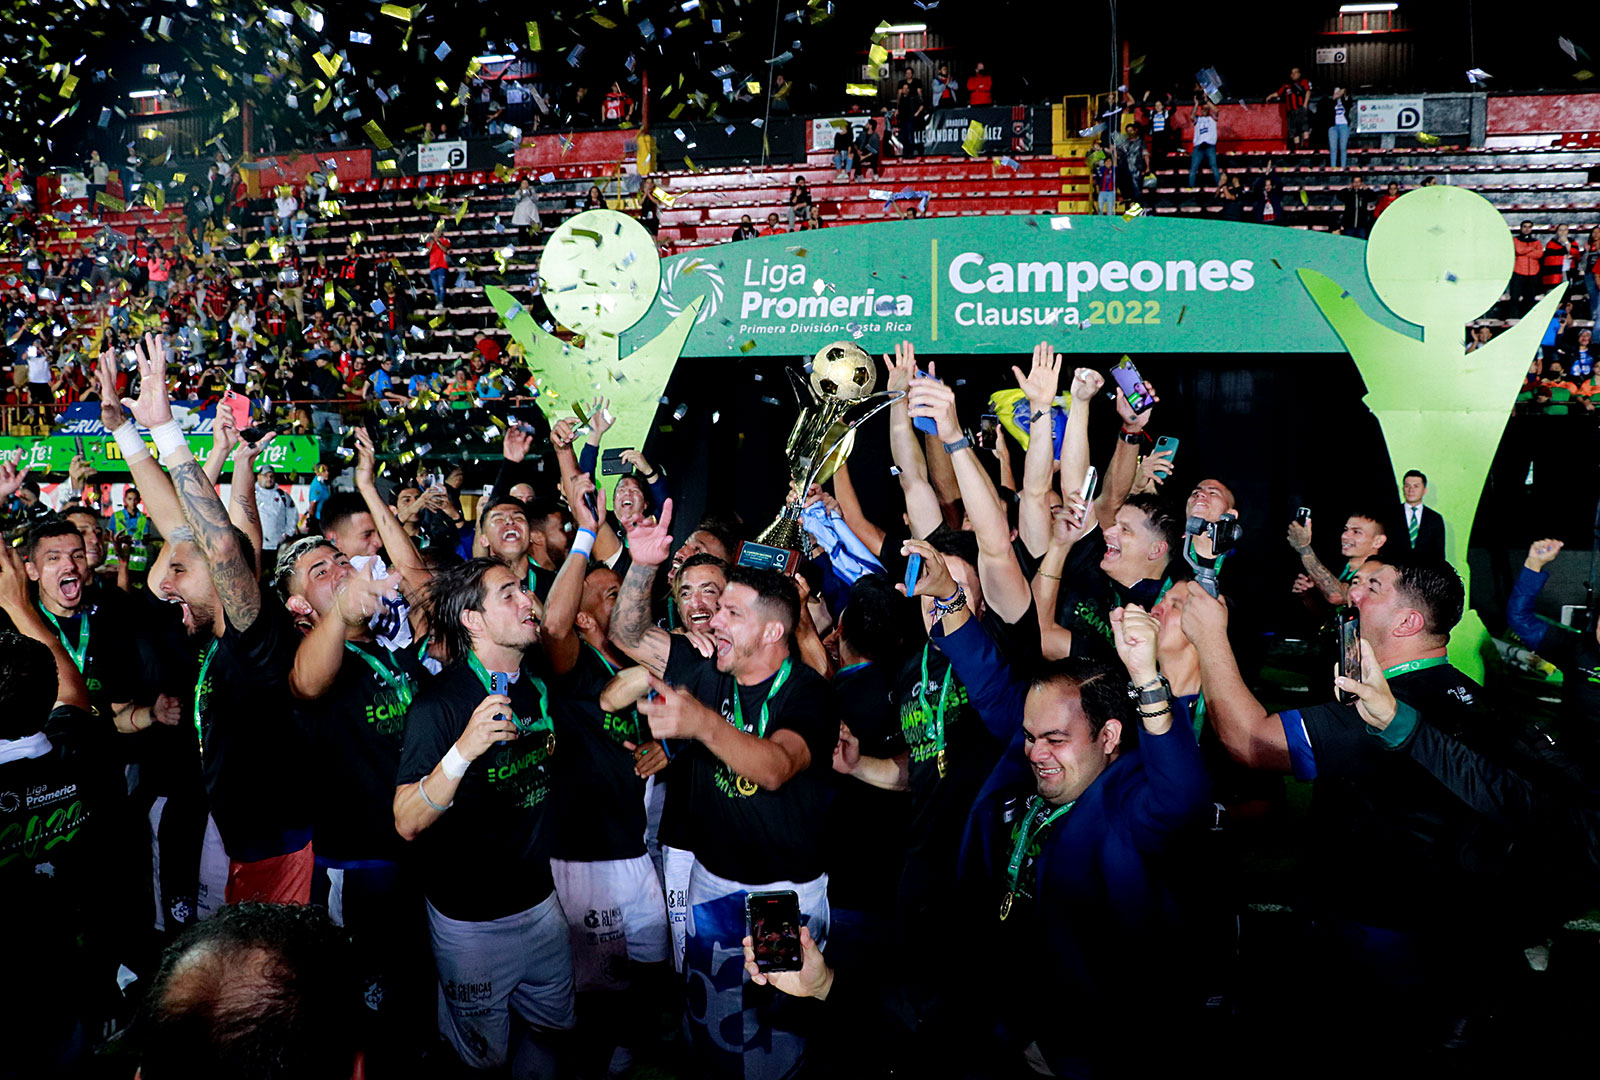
[1287,517,1350,605]
[607,499,677,676]
[123,334,262,632]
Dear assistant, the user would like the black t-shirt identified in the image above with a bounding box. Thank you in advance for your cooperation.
[35,600,138,718]
[888,638,1007,914]
[195,602,313,862]
[823,660,910,911]
[663,636,837,885]
[297,638,431,865]
[1056,532,1186,662]
[525,559,557,605]
[549,644,649,862]
[124,591,205,800]
[1288,664,1518,926]
[396,661,562,921]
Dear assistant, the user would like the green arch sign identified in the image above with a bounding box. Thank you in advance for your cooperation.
[492,190,1562,680]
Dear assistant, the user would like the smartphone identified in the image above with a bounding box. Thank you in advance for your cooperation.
[581,489,599,524]
[491,671,512,732]
[977,414,998,450]
[911,368,940,436]
[1152,435,1178,462]
[425,472,442,491]
[73,436,86,457]
[1296,506,1312,526]
[221,389,251,431]
[1110,357,1154,414]
[1077,464,1098,504]
[746,890,803,974]
[601,447,636,476]
[1336,609,1361,705]
[903,552,922,594]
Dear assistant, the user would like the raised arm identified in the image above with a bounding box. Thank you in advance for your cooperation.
[1286,515,1350,606]
[123,333,261,631]
[97,350,187,538]
[1016,345,1073,558]
[0,543,90,712]
[354,427,431,594]
[828,458,886,557]
[608,499,677,675]
[883,341,944,537]
[1508,539,1562,653]
[1097,383,1156,530]
[554,415,623,562]
[542,471,603,676]
[907,374,1031,622]
[1179,585,1290,772]
[289,564,399,701]
[219,411,268,579]
[1032,496,1093,660]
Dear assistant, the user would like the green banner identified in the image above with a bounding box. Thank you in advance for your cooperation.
[626,215,1418,356]
[0,434,321,475]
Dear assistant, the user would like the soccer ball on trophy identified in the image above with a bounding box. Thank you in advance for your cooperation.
[808,342,877,402]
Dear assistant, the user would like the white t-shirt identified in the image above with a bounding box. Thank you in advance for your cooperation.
[1193,115,1218,147]
[26,350,51,384]
[1333,100,1348,126]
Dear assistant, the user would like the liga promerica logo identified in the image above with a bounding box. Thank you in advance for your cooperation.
[660,256,724,325]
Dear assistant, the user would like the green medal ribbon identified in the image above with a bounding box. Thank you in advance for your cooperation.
[999,795,1075,920]
[1339,563,1358,584]
[345,641,416,712]
[731,658,793,740]
[587,641,645,743]
[193,640,219,752]
[466,651,554,748]
[1381,656,1450,679]
[40,606,89,674]
[919,643,954,777]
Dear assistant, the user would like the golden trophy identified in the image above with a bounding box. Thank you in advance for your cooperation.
[745,342,903,566]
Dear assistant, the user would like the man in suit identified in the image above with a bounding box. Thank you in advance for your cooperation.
[1400,469,1446,561]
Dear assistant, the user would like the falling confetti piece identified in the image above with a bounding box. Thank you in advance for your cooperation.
[1177,305,1186,324]
[740,341,758,353]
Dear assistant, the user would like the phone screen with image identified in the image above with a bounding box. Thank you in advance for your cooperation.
[1111,358,1154,414]
[1337,610,1361,705]
[746,890,803,973]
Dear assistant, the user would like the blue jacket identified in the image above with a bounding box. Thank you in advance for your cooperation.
[941,615,1213,1073]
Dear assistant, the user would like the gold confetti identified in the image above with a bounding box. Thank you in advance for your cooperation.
[363,121,393,150]
[380,3,413,21]
[739,340,758,353]
[526,21,541,51]
[314,52,342,80]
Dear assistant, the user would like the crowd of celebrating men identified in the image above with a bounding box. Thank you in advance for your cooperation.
[2,327,1600,1080]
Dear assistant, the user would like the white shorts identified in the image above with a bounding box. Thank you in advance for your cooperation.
[662,844,693,974]
[426,892,576,1071]
[550,854,670,992]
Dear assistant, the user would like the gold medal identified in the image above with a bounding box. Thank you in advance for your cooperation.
[936,749,948,778]
[736,774,758,796]
[545,732,557,757]
[999,891,1013,921]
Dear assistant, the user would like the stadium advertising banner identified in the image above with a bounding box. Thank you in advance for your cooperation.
[417,139,469,172]
[0,402,319,474]
[627,214,1416,357]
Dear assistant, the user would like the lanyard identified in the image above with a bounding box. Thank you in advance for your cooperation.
[586,641,618,676]
[918,644,953,763]
[731,658,792,739]
[345,641,415,709]
[1382,656,1449,679]
[1339,563,1358,583]
[194,640,219,752]
[466,651,552,738]
[40,607,89,673]
[587,642,645,742]
[1000,796,1075,920]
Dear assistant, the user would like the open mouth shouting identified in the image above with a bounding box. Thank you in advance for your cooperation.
[57,573,82,606]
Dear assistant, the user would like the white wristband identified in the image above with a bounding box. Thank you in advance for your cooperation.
[112,423,152,464]
[441,744,471,780]
[149,419,189,461]
[570,527,596,561]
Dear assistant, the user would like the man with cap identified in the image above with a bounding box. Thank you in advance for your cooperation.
[255,464,299,568]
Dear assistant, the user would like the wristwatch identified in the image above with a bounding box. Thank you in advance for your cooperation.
[942,435,972,455]
[1119,429,1143,445]
[1129,675,1170,706]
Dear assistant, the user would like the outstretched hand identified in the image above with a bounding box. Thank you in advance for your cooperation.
[120,332,174,429]
[624,498,675,567]
[0,453,29,501]
[1013,341,1063,407]
[884,340,918,394]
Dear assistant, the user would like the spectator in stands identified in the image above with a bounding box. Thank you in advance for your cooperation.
[770,73,793,114]
[228,299,257,352]
[1581,226,1600,321]
[584,185,604,210]
[1337,175,1377,239]
[511,179,542,238]
[931,64,959,109]
[831,124,854,179]
[84,149,108,205]
[1542,223,1580,295]
[893,80,924,159]
[966,61,992,106]
[1571,328,1595,379]
[1511,220,1543,313]
[1540,303,1574,365]
[1216,172,1244,221]
[760,212,787,238]
[788,177,812,230]
[427,224,451,310]
[1252,175,1285,225]
[1373,181,1402,219]
[1464,325,1493,353]
[1091,147,1116,215]
[731,215,759,242]
[1541,358,1582,414]
[1188,103,1219,189]
[602,81,636,126]
[184,184,210,250]
[1267,66,1314,150]
[853,119,881,179]
[1116,122,1149,200]
[1326,87,1353,167]
[146,242,171,301]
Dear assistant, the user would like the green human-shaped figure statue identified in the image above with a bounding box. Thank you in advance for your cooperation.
[487,208,702,488]
[1298,185,1565,680]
